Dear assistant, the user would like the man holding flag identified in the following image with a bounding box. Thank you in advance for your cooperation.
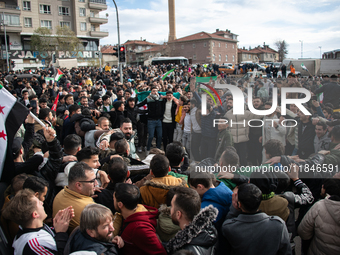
[0,84,30,184]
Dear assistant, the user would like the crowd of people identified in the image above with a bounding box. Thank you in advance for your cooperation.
[0,62,339,255]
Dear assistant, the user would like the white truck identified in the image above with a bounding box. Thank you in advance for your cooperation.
[320,59,340,76]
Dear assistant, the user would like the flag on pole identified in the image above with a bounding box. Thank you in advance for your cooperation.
[51,93,59,111]
[301,63,308,72]
[55,69,64,81]
[0,85,29,181]
[317,84,324,103]
[131,89,138,98]
[161,68,175,81]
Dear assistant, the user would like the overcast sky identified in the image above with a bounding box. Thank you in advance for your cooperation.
[100,0,340,60]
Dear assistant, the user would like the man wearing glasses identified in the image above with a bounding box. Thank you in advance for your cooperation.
[53,162,96,233]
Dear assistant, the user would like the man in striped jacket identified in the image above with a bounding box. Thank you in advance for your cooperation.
[2,189,73,255]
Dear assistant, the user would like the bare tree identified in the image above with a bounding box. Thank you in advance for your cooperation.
[275,40,289,62]
[31,26,81,65]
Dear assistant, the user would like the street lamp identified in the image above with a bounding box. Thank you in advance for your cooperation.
[1,12,9,72]
[319,46,322,59]
[299,40,303,58]
[111,0,123,84]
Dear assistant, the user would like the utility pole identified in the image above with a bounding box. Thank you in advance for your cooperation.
[112,0,123,84]
[319,46,322,59]
[299,40,303,58]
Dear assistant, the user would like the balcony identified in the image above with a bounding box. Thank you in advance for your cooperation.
[89,15,108,24]
[89,0,107,10]
[90,30,108,38]
[4,24,22,33]
[0,3,21,15]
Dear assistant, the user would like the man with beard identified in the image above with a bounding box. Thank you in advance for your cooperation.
[98,118,139,159]
[113,183,167,255]
[136,86,164,155]
[164,187,218,255]
[65,204,124,255]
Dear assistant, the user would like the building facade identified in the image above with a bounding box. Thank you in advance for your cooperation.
[323,49,340,59]
[123,40,160,65]
[168,29,238,65]
[1,0,108,71]
[238,44,279,64]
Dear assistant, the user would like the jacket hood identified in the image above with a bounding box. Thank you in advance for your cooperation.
[325,198,340,223]
[124,204,158,228]
[202,182,232,207]
[164,205,218,254]
[158,204,181,235]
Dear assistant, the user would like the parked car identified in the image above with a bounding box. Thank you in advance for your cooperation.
[218,65,234,74]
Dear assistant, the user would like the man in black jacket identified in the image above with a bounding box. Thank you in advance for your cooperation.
[94,157,129,214]
[65,204,123,255]
[297,108,316,159]
[13,123,63,217]
[162,91,177,152]
[164,187,218,255]
[136,87,164,154]
[314,75,340,110]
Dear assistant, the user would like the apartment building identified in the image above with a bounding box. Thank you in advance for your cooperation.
[0,0,108,71]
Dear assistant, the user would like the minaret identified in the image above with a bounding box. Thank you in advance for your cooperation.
[168,0,176,42]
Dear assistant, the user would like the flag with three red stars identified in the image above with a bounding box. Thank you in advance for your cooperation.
[0,84,29,181]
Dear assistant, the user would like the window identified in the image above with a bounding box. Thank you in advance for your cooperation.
[219,43,221,47]
[79,0,85,2]
[40,5,51,14]
[219,54,221,61]
[213,54,215,62]
[1,14,20,26]
[225,43,227,48]
[84,41,98,51]
[90,11,94,17]
[24,17,32,27]
[225,55,228,61]
[232,44,234,49]
[79,8,86,17]
[249,55,251,59]
[232,55,235,62]
[212,42,215,47]
[193,54,197,60]
[203,42,207,47]
[60,21,70,28]
[23,1,31,11]
[181,45,184,49]
[173,46,175,50]
[192,43,195,48]
[80,22,86,31]
[59,7,70,16]
[138,46,142,51]
[91,24,96,31]
[41,20,52,29]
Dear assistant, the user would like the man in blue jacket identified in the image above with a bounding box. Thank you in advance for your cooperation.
[188,171,232,228]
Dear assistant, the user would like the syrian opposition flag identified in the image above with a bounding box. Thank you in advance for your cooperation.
[161,68,175,81]
[301,63,308,72]
[0,85,29,182]
[51,93,59,111]
[55,69,64,81]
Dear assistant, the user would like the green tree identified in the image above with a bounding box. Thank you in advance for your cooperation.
[31,26,81,65]
[275,40,289,62]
